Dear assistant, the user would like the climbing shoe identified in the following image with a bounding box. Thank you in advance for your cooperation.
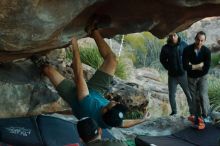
[192,117,205,130]
[85,14,111,35]
[30,54,49,69]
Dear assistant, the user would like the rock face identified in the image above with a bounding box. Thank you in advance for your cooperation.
[1,0,220,62]
[0,49,190,118]
[109,67,190,118]
[184,17,220,51]
[0,61,70,118]
[113,116,191,140]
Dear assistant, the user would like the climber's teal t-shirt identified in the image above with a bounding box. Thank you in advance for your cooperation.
[56,79,111,128]
[77,89,111,129]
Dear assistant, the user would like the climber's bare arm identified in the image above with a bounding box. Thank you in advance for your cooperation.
[120,112,151,128]
[71,37,89,101]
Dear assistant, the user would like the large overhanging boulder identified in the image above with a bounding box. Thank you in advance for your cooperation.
[0,0,220,62]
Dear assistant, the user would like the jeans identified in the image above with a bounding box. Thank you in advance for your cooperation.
[188,75,210,117]
[168,73,193,114]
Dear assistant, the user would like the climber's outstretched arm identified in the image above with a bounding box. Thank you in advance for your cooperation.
[71,37,89,101]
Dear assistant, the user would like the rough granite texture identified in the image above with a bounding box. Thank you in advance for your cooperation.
[0,0,220,62]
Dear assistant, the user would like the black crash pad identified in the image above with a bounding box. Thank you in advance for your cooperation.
[136,124,220,146]
[0,115,114,146]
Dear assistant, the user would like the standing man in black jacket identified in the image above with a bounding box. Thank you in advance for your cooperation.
[160,33,193,116]
[182,31,211,130]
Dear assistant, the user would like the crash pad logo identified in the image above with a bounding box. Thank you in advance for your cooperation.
[5,127,31,137]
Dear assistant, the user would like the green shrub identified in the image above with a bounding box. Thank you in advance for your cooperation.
[211,53,220,67]
[65,47,73,61]
[66,46,127,79]
[79,47,103,69]
[66,47,102,68]
[124,33,146,53]
[208,75,220,111]
[115,58,127,79]
[124,33,148,67]
[144,38,165,70]
[123,32,165,69]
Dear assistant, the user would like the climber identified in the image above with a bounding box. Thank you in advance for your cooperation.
[31,24,150,129]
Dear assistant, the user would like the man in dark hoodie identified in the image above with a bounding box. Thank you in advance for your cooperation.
[182,31,211,130]
[160,33,193,116]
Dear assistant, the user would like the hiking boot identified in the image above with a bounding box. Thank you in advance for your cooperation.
[30,54,49,69]
[188,115,195,124]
